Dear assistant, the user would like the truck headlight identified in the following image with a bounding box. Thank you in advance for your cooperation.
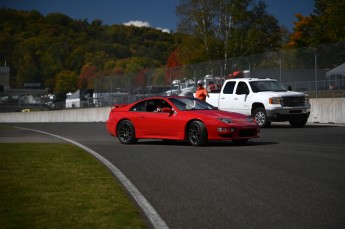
[269,97,281,104]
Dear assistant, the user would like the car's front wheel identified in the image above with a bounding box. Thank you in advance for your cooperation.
[253,107,271,128]
[187,121,208,146]
[117,120,138,144]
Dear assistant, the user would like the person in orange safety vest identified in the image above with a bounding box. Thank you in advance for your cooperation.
[195,80,209,101]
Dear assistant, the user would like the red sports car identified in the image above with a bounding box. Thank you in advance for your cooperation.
[106,96,260,146]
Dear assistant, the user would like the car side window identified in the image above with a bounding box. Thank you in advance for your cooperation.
[130,99,171,112]
[223,81,236,94]
[145,100,156,112]
[130,101,145,112]
[149,99,172,112]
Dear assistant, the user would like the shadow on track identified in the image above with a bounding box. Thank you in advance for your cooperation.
[268,123,342,129]
[134,139,278,147]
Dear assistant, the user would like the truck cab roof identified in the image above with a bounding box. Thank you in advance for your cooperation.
[227,78,276,82]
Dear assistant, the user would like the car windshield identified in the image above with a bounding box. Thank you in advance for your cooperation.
[250,81,287,92]
[169,97,216,111]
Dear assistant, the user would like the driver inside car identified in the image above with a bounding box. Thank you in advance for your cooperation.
[154,102,163,112]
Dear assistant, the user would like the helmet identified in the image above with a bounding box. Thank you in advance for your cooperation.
[197,80,204,85]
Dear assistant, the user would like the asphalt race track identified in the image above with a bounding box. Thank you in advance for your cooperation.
[6,122,345,229]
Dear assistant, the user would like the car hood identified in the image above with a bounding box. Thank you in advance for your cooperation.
[188,109,254,123]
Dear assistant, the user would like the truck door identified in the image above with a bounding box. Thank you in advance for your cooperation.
[232,81,251,115]
[218,81,236,112]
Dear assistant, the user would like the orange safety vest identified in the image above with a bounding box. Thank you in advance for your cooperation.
[195,87,208,101]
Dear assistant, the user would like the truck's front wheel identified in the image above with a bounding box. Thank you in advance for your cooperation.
[253,107,271,128]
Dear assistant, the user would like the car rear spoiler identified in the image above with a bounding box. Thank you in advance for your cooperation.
[111,104,128,109]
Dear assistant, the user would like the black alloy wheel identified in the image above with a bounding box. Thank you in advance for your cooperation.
[117,120,138,144]
[188,120,208,146]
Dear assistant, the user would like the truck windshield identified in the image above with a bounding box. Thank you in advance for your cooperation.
[250,81,287,92]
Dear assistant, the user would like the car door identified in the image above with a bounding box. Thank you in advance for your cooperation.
[232,81,251,115]
[218,81,236,112]
[140,99,179,137]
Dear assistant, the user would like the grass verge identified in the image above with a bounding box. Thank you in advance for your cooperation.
[0,143,147,228]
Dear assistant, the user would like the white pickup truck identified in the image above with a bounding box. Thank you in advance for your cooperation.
[206,78,311,127]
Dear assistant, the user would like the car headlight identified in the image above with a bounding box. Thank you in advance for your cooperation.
[218,118,232,124]
[246,117,255,122]
[269,97,281,104]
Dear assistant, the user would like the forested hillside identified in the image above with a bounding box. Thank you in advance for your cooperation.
[0,8,179,92]
[2,1,343,94]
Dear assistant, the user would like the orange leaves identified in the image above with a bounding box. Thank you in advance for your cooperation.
[166,49,181,69]
[78,64,98,89]
[287,14,314,48]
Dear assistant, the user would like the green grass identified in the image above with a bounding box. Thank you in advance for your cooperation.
[0,143,147,229]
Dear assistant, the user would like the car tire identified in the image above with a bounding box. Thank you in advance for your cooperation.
[188,120,208,146]
[253,107,271,128]
[117,120,138,144]
[289,118,308,128]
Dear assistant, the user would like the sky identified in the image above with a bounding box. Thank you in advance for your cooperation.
[0,0,315,32]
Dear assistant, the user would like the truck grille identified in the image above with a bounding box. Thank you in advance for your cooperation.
[281,96,305,107]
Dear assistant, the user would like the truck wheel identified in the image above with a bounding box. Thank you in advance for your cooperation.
[253,107,271,128]
[289,118,308,128]
[187,121,208,146]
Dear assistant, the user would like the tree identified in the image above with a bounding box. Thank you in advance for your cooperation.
[0,8,178,92]
[242,1,281,55]
[176,0,281,74]
[176,0,246,71]
[287,14,315,48]
[314,0,345,43]
[78,64,98,89]
[54,70,79,93]
[288,0,345,48]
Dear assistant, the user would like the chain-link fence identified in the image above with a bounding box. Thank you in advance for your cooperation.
[93,42,345,106]
[1,42,344,112]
